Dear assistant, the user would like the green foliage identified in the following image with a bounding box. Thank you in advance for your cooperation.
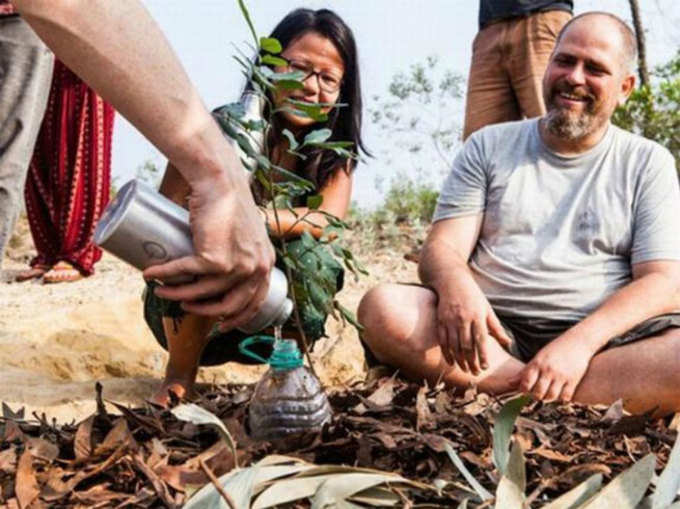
[222,0,364,343]
[612,51,680,173]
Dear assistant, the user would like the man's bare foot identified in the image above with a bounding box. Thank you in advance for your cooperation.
[15,264,50,282]
[150,377,195,407]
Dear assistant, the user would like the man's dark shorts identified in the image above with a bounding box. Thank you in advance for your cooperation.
[499,313,680,362]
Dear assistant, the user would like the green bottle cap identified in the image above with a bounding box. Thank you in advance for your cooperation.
[269,339,304,371]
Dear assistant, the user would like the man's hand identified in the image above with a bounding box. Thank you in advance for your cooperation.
[436,282,513,375]
[519,338,595,402]
[143,177,275,329]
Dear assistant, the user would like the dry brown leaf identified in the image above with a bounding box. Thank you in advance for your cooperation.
[529,446,575,463]
[415,385,434,431]
[74,416,94,461]
[0,446,17,474]
[365,374,398,407]
[15,450,39,509]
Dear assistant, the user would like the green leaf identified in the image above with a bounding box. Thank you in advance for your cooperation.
[286,99,329,122]
[492,395,530,475]
[334,302,363,331]
[282,129,299,151]
[505,438,525,493]
[171,404,238,468]
[237,0,258,47]
[443,441,493,501]
[259,37,282,54]
[541,474,602,509]
[581,454,656,509]
[306,195,323,210]
[261,54,288,67]
[275,79,305,91]
[303,128,332,146]
[651,434,680,508]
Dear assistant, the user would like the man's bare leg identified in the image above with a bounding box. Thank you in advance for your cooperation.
[573,329,680,416]
[359,284,680,415]
[151,314,216,406]
[358,284,525,394]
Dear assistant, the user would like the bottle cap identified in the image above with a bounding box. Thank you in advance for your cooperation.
[269,339,303,371]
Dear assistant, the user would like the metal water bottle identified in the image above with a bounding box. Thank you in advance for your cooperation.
[93,179,293,333]
[245,338,332,441]
[221,91,265,176]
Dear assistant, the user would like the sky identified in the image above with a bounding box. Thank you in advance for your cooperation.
[112,0,680,208]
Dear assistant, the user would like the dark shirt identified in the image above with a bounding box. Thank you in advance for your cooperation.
[479,0,573,29]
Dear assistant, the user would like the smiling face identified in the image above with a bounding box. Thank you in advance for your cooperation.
[542,15,635,144]
[273,30,345,130]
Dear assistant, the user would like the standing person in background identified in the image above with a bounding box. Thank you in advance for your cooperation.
[16,59,115,283]
[463,0,573,140]
[0,1,53,272]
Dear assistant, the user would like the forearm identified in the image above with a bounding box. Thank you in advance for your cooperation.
[419,240,480,298]
[555,271,680,354]
[264,208,332,239]
[14,0,245,190]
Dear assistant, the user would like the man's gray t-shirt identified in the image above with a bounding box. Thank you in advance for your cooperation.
[433,118,680,323]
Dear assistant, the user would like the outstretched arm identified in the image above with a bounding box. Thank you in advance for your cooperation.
[13,0,274,326]
[520,260,680,402]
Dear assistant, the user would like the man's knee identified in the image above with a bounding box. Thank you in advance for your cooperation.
[358,284,433,360]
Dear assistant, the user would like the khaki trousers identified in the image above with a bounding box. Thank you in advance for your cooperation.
[463,10,571,140]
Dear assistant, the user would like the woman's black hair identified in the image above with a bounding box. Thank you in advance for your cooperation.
[258,8,369,192]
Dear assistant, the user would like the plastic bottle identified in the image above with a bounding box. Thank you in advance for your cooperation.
[246,338,332,441]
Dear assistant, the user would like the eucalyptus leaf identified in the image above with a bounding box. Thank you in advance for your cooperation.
[651,434,680,508]
[307,195,323,210]
[237,0,258,47]
[495,475,526,509]
[275,79,305,91]
[581,453,656,509]
[311,473,413,509]
[171,403,238,468]
[282,129,299,150]
[541,474,603,509]
[303,128,332,146]
[505,438,526,492]
[444,441,493,501]
[259,36,282,54]
[261,54,288,67]
[492,394,530,475]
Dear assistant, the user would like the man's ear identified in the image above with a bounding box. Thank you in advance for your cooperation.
[618,73,636,107]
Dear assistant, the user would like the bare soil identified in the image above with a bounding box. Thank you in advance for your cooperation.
[0,215,417,422]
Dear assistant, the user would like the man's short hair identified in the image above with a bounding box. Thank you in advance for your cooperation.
[555,12,638,75]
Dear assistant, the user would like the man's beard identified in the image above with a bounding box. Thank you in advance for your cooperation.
[543,83,599,140]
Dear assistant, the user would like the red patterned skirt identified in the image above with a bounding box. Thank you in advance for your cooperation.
[25,59,115,275]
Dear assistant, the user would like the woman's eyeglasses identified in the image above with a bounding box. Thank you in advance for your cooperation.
[286,60,343,94]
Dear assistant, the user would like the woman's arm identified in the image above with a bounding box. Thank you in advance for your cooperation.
[159,162,191,208]
[265,163,353,239]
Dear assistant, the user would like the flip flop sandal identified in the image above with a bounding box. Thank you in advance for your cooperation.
[15,264,51,282]
[43,261,84,284]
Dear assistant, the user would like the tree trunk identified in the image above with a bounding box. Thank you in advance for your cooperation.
[628,0,650,87]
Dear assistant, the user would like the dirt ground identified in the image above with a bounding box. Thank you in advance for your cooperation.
[0,215,418,423]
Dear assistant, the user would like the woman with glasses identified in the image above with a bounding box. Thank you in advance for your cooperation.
[145,8,369,405]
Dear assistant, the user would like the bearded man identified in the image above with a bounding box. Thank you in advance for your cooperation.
[358,12,680,416]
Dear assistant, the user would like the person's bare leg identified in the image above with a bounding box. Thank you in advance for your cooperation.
[358,284,524,393]
[151,313,217,406]
[573,328,680,416]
